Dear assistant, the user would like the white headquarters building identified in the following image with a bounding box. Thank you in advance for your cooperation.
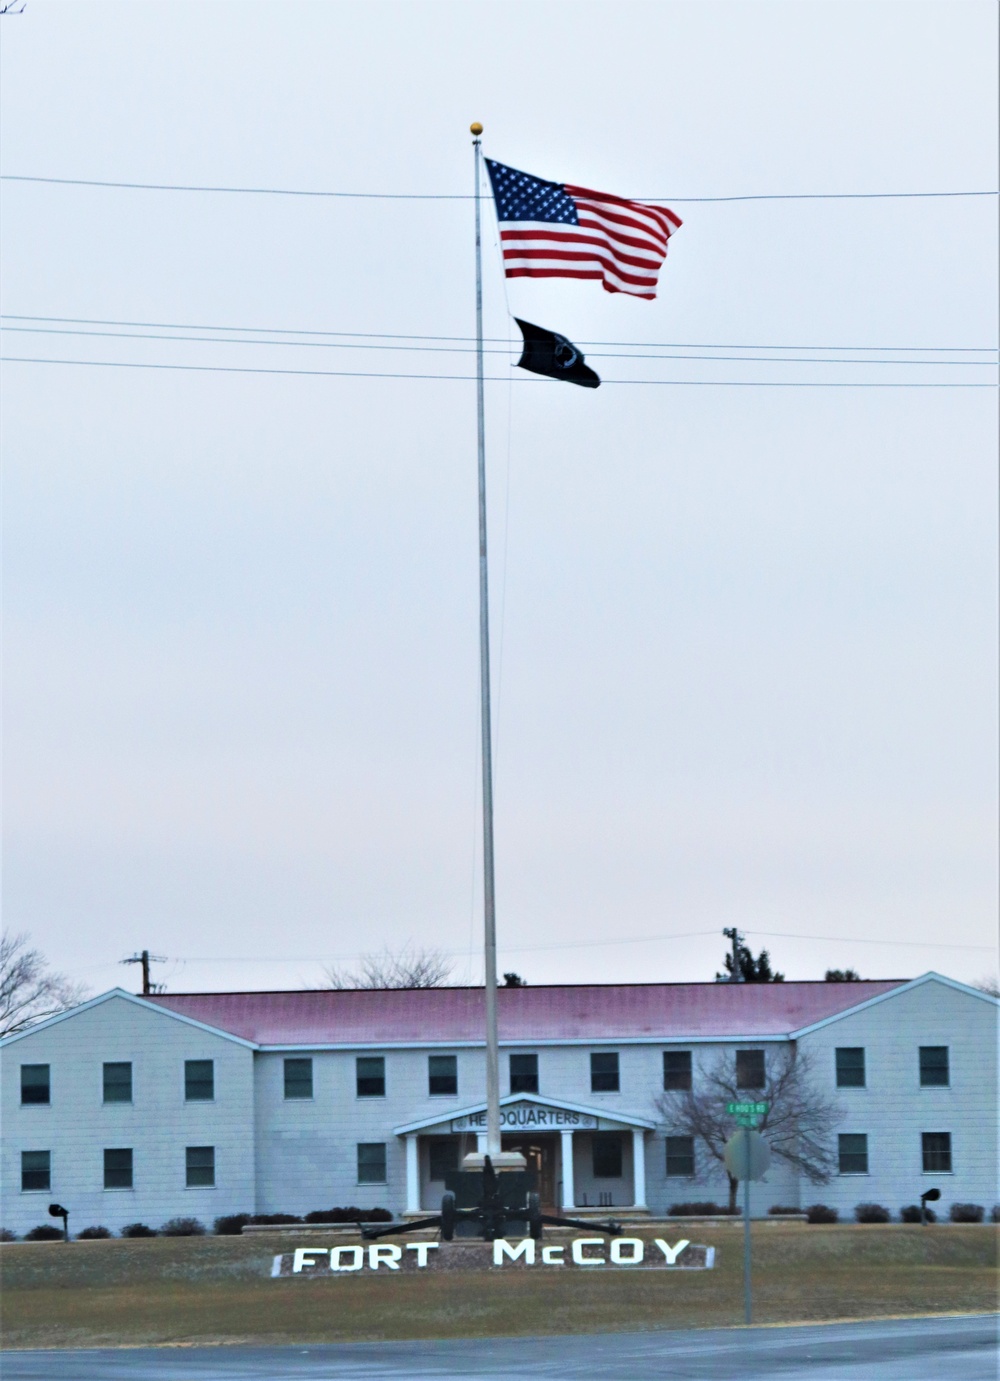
[1,974,996,1234]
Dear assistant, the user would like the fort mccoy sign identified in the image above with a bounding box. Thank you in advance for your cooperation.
[272,1238,714,1277]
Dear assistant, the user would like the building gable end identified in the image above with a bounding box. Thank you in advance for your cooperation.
[393,1089,657,1136]
[789,971,998,1039]
[0,987,259,1050]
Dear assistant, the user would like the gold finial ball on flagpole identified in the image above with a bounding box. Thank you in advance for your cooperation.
[470,122,483,136]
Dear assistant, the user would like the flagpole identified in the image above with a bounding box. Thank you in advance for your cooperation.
[471,121,502,1161]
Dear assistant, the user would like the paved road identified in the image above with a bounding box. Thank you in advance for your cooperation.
[3,1315,997,1380]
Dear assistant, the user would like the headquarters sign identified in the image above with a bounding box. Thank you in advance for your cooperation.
[450,1103,598,1132]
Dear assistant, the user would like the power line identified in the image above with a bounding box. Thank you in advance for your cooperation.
[2,173,997,202]
[3,356,995,387]
[105,926,994,965]
[5,316,994,354]
[747,930,992,952]
[2,325,994,368]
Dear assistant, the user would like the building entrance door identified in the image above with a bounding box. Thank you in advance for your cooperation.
[501,1132,558,1208]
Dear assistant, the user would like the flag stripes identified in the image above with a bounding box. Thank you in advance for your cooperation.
[486,159,681,300]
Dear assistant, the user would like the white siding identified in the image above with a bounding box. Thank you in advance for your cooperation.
[799,979,999,1219]
[3,976,995,1232]
[1,995,255,1235]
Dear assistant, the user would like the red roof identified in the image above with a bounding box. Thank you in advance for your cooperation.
[147,981,905,1046]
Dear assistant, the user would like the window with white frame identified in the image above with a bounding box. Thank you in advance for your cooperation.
[357,1142,387,1184]
[838,1133,869,1174]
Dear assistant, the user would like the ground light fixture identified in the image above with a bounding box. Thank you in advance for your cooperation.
[47,1203,69,1241]
[920,1187,941,1225]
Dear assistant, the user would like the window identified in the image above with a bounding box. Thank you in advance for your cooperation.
[103,1062,133,1103]
[184,1060,214,1101]
[358,1142,387,1184]
[591,1133,623,1178]
[919,1047,949,1088]
[510,1053,539,1094]
[428,1055,458,1097]
[428,1138,459,1181]
[283,1058,313,1100]
[663,1050,692,1091]
[185,1145,215,1187]
[104,1147,134,1189]
[922,1132,952,1173]
[838,1133,869,1175]
[356,1056,385,1097]
[736,1049,766,1089]
[665,1135,695,1177]
[590,1052,620,1093]
[835,1048,866,1089]
[21,1150,50,1191]
[20,1064,50,1105]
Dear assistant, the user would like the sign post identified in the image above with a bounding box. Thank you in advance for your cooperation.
[723,1107,770,1325]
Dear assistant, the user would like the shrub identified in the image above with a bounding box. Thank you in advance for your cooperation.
[855,1203,891,1224]
[248,1213,302,1226]
[214,1213,252,1236]
[24,1224,64,1241]
[900,1205,936,1223]
[667,1202,737,1216]
[768,1205,801,1215]
[992,1205,1000,1224]
[121,1222,157,1238]
[76,1226,113,1239]
[160,1217,205,1237]
[950,1203,984,1223]
[0,1228,17,1242]
[303,1207,393,1224]
[806,1204,839,1224]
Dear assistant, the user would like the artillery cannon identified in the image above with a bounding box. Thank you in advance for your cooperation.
[360,1154,623,1242]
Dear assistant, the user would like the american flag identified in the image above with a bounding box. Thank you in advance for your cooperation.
[485,159,681,300]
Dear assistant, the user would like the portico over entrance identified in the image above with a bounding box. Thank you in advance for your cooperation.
[394,1093,656,1214]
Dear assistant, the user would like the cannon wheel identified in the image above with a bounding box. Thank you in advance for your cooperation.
[440,1191,456,1241]
[527,1191,542,1240]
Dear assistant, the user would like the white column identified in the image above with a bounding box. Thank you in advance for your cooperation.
[632,1128,647,1209]
[476,1132,488,1153]
[560,1130,575,1209]
[405,1135,420,1214]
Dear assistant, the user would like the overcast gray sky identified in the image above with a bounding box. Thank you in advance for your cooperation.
[2,0,997,997]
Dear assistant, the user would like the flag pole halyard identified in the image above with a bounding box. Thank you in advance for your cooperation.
[471,121,502,1161]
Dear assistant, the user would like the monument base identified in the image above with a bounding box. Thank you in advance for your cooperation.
[461,1150,527,1171]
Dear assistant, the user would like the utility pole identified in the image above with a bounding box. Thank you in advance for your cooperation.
[122,950,165,995]
[723,927,744,983]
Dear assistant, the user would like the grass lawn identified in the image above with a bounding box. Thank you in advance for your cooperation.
[2,1223,996,1349]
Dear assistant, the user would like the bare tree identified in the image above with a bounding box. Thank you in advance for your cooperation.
[657,1047,843,1212]
[0,932,89,1038]
[973,975,1000,998]
[323,944,453,990]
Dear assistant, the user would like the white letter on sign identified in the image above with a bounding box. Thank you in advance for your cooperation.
[610,1237,644,1265]
[330,1246,363,1272]
[292,1248,326,1273]
[541,1245,564,1265]
[406,1242,439,1268]
[654,1238,690,1265]
[493,1238,535,1266]
[571,1237,605,1266]
[368,1244,402,1271]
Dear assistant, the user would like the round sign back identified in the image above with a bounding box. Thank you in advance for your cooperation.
[723,1128,771,1182]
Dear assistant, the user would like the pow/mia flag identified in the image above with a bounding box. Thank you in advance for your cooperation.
[513,318,601,389]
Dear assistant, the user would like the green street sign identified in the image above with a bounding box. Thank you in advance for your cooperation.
[727,1101,769,1117]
